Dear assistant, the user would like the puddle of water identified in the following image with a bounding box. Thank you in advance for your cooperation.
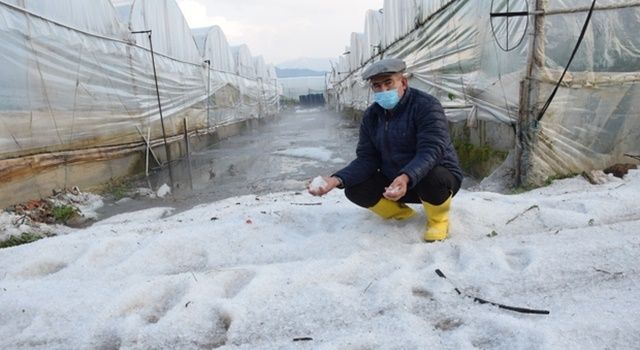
[96,108,360,219]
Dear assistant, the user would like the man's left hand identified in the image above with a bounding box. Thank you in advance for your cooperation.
[383,174,410,201]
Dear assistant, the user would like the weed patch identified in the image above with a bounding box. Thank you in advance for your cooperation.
[454,140,508,178]
[0,232,42,249]
[52,205,78,224]
[98,178,133,200]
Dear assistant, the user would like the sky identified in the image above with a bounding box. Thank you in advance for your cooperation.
[1,139,639,348]
[173,0,383,65]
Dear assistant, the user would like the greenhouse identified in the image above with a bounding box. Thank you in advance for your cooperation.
[329,0,640,186]
[0,0,279,207]
[1,0,638,207]
[1,2,640,348]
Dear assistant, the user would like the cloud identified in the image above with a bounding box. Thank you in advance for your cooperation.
[177,1,241,35]
[176,0,383,64]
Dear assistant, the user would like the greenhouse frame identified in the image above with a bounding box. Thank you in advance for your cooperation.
[329,0,640,187]
[0,0,280,207]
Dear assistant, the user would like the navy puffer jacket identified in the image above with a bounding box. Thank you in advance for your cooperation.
[334,87,463,188]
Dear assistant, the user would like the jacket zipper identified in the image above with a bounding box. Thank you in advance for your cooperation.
[383,110,403,172]
[383,112,390,160]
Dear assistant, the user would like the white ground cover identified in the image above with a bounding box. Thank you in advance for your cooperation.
[0,171,639,349]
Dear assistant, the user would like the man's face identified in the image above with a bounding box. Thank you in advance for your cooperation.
[369,73,408,97]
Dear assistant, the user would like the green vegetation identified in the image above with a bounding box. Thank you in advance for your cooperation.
[542,173,578,187]
[99,178,133,200]
[454,140,508,178]
[511,172,579,194]
[52,205,78,223]
[0,232,42,249]
[510,185,534,194]
[110,184,129,200]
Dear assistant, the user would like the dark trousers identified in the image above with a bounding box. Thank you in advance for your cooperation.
[344,166,461,208]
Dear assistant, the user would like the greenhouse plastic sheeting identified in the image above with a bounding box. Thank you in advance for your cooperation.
[232,45,257,80]
[190,24,279,122]
[0,0,279,160]
[254,56,269,81]
[330,0,640,185]
[349,32,367,69]
[128,0,201,64]
[191,26,211,58]
[364,9,383,59]
[193,25,235,73]
[4,0,130,39]
[521,0,640,183]
[383,0,420,48]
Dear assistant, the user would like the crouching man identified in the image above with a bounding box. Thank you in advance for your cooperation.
[308,58,463,242]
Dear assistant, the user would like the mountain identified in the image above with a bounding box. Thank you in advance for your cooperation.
[275,67,326,78]
[276,57,333,72]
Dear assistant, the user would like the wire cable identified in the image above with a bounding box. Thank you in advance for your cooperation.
[536,0,597,122]
[435,269,550,315]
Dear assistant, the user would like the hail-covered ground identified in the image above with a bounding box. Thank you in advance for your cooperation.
[1,167,639,349]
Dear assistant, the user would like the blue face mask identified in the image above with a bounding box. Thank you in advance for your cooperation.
[373,89,400,110]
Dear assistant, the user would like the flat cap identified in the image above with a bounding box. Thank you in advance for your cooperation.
[362,58,406,80]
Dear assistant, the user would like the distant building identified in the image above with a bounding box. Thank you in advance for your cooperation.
[278,76,326,102]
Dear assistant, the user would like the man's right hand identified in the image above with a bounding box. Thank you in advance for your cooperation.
[383,173,409,201]
[307,176,341,196]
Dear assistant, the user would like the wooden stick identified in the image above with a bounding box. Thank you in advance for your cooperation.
[145,126,151,176]
[624,153,640,161]
[506,205,539,225]
[135,125,162,168]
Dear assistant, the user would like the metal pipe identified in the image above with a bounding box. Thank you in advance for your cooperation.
[204,59,211,129]
[183,118,190,160]
[132,30,171,165]
[183,118,193,191]
[530,1,640,16]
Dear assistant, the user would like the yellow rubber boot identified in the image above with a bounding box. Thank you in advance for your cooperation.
[422,195,452,242]
[369,198,416,220]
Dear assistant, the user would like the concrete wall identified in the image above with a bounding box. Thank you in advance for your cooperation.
[0,117,265,209]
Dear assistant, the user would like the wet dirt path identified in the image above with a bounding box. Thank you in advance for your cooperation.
[96,107,360,219]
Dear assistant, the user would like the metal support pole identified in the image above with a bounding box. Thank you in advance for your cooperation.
[515,0,547,186]
[257,78,264,118]
[145,127,151,176]
[273,78,279,112]
[204,59,211,129]
[183,118,190,160]
[132,30,171,165]
[183,117,193,191]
